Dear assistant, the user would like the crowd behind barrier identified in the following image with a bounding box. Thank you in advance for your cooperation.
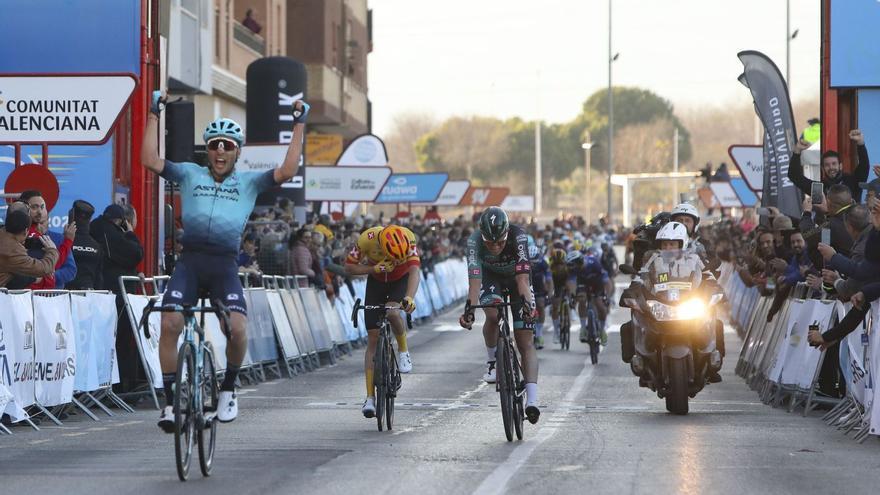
[0,258,469,433]
[719,262,880,443]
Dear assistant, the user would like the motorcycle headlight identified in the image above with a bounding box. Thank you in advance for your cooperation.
[646,299,706,321]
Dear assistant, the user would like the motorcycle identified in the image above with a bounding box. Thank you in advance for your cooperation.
[619,249,723,415]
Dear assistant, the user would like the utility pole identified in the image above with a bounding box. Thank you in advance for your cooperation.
[582,138,593,224]
[535,120,542,216]
[607,0,614,223]
[673,127,679,205]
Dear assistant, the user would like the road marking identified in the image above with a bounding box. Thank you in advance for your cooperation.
[28,439,52,445]
[472,356,595,495]
[61,432,89,437]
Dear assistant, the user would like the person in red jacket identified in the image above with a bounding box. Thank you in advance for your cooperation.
[18,190,76,289]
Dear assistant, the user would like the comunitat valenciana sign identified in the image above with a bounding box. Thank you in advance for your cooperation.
[0,74,137,144]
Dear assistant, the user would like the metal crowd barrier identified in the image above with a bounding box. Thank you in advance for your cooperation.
[720,262,880,443]
[1,258,469,434]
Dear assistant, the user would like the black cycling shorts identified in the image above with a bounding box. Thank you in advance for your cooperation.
[478,271,534,331]
[532,274,548,298]
[364,275,408,329]
[162,252,247,316]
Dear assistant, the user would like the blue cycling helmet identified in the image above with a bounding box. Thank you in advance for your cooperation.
[203,118,244,146]
[528,244,542,261]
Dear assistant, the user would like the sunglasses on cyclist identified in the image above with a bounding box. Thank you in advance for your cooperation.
[207,138,238,151]
[481,233,508,246]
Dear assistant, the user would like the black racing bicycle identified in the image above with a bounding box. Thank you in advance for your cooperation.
[465,295,526,442]
[351,299,412,431]
[141,299,231,481]
[584,292,602,365]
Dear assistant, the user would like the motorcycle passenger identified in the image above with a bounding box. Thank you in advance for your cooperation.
[565,250,611,345]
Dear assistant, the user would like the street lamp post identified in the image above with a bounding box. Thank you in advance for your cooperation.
[607,0,613,223]
[785,0,799,86]
[582,141,594,223]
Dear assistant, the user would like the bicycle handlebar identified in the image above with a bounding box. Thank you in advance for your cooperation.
[350,298,413,330]
[140,299,233,339]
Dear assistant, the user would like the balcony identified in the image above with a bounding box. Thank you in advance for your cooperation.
[233,20,265,56]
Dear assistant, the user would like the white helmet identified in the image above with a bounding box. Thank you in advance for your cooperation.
[656,221,690,249]
[670,203,700,228]
[564,250,584,264]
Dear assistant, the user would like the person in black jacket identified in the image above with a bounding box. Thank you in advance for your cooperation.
[90,204,144,294]
[789,129,869,202]
[66,200,104,290]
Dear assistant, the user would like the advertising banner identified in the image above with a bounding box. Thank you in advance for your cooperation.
[306,134,344,165]
[730,178,759,207]
[459,186,510,207]
[238,144,303,190]
[414,180,470,206]
[33,294,76,407]
[709,182,742,208]
[125,295,163,390]
[375,173,448,204]
[728,144,763,191]
[0,292,35,415]
[305,166,391,202]
[71,292,118,392]
[738,51,802,218]
[501,195,535,212]
[335,134,389,166]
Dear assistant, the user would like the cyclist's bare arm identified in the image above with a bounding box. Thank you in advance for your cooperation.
[344,262,374,277]
[515,273,534,305]
[273,102,306,184]
[404,264,420,300]
[141,102,165,175]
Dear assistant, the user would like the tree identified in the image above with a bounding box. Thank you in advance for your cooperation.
[384,112,438,172]
[414,116,509,182]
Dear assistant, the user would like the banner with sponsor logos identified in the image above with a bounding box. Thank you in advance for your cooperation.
[33,294,76,407]
[70,292,118,393]
[709,182,742,208]
[501,195,535,212]
[335,134,389,167]
[0,292,36,415]
[305,166,392,202]
[459,186,509,207]
[375,173,448,204]
[0,292,33,421]
[730,178,759,207]
[413,180,470,206]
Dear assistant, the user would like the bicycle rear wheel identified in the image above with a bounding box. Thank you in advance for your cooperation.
[496,340,514,442]
[560,301,570,351]
[175,343,196,481]
[198,343,218,477]
[374,334,387,432]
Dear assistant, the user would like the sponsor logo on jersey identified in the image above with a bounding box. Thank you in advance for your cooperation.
[194,184,240,196]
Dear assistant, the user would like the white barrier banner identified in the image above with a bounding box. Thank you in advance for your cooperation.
[33,294,76,407]
[0,292,36,414]
[125,295,164,390]
[870,301,880,436]
[71,293,119,392]
[0,382,25,422]
[768,299,804,383]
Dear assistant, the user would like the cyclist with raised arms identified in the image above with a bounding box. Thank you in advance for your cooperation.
[141,92,309,431]
[344,224,420,419]
[459,207,541,424]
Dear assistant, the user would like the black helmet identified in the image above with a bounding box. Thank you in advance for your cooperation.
[479,207,509,241]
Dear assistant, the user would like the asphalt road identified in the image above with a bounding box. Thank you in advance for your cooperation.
[2,281,879,494]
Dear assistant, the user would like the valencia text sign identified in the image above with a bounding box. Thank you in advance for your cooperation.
[305,166,392,202]
[728,144,763,191]
[374,173,448,204]
[0,74,137,144]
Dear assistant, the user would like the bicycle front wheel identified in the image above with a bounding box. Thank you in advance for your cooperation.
[198,343,218,477]
[385,340,398,431]
[496,340,514,442]
[511,348,524,440]
[175,343,196,481]
[587,309,600,365]
[374,334,387,432]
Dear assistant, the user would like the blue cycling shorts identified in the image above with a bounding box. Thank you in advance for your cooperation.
[162,252,247,316]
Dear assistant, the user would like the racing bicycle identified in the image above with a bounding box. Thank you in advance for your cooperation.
[351,299,411,431]
[141,299,231,481]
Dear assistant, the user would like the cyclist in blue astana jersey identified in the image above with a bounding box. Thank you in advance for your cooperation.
[140,91,309,431]
[459,207,541,424]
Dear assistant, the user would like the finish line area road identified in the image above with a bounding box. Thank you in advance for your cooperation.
[2,281,879,494]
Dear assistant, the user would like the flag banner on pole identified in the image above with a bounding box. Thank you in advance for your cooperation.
[738,50,802,218]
